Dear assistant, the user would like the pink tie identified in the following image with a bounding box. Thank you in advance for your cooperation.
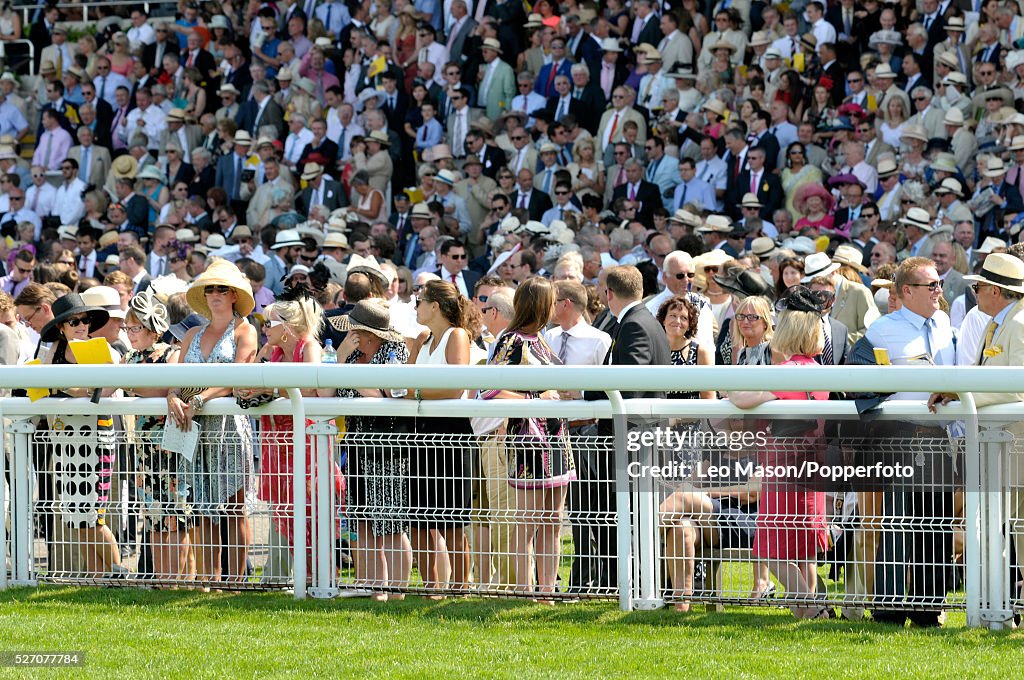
[750,173,758,195]
[450,273,457,283]
[629,185,636,201]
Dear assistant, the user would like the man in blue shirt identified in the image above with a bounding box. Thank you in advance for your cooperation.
[861,256,957,627]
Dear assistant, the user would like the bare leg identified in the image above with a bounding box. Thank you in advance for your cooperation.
[533,487,567,600]
[410,527,439,594]
[768,559,819,618]
[443,527,471,593]
[190,518,221,584]
[512,489,537,595]
[383,532,412,600]
[223,489,248,583]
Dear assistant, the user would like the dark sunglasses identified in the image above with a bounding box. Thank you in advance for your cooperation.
[204,284,232,295]
[65,316,90,328]
[448,253,467,260]
[907,280,943,291]
[477,294,489,303]
[674,272,696,280]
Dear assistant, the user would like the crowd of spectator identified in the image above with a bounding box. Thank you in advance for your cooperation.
[2,0,1024,622]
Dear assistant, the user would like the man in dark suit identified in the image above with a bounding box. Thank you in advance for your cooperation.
[299,118,339,169]
[142,23,180,73]
[736,148,782,220]
[235,81,286,139]
[533,38,573,98]
[748,111,780,173]
[611,158,662,223]
[583,264,670,588]
[180,32,219,99]
[296,162,345,217]
[215,131,255,216]
[819,42,846,106]
[545,74,585,126]
[513,168,553,222]
[464,130,507,181]
[629,0,662,48]
[569,65,607,136]
[378,71,409,133]
[433,238,481,299]
[29,5,59,71]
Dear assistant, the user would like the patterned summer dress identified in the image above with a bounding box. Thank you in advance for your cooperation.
[178,319,255,518]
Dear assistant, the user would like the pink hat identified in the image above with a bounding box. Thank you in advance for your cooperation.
[793,183,835,214]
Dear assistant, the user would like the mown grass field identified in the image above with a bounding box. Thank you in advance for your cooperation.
[0,585,1020,678]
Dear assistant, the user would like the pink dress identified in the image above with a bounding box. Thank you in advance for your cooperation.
[259,339,344,552]
[751,354,829,561]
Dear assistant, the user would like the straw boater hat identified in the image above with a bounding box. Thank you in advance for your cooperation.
[324,232,349,249]
[782,236,817,255]
[39,59,56,75]
[740,193,763,209]
[749,30,772,47]
[329,299,404,341]
[218,83,240,96]
[228,225,253,244]
[367,130,391,146]
[345,253,391,288]
[669,209,702,228]
[233,130,253,146]
[167,107,187,122]
[525,12,544,28]
[185,258,255,319]
[874,64,898,79]
[206,234,227,250]
[696,214,733,233]
[301,162,324,181]
[702,99,727,118]
[600,37,623,52]
[943,108,965,127]
[481,37,502,53]
[210,14,231,29]
[1010,135,1024,152]
[936,52,959,70]
[750,236,778,259]
[899,124,928,143]
[899,206,934,232]
[832,244,869,273]
[876,157,899,178]
[930,152,958,174]
[276,67,294,82]
[175,228,199,243]
[943,71,967,88]
[81,285,127,319]
[411,203,433,219]
[137,165,167,184]
[977,236,1008,254]
[710,39,736,54]
[965,253,1024,295]
[435,169,457,185]
[985,157,1009,177]
[271,229,304,249]
[934,177,964,197]
[40,293,110,343]
[111,155,138,180]
[800,252,841,283]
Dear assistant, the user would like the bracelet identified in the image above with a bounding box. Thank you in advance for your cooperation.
[190,394,205,411]
[415,388,422,400]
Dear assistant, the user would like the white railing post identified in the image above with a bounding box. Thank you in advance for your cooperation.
[286,389,306,599]
[608,390,632,611]
[9,419,35,585]
[962,393,982,627]
[979,426,1014,629]
[0,403,7,590]
[308,419,339,599]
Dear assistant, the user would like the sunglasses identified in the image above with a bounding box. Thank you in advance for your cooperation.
[448,253,467,260]
[65,316,90,328]
[674,272,696,280]
[300,255,319,263]
[263,318,284,329]
[477,294,489,303]
[204,284,232,295]
[907,280,943,291]
[704,265,720,273]
[554,190,570,195]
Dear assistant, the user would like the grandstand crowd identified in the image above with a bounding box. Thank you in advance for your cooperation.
[1,0,1024,625]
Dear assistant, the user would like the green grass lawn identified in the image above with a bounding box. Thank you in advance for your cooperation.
[0,586,1020,678]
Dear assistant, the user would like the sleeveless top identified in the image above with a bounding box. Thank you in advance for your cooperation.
[271,337,307,364]
[416,327,465,398]
[185,318,236,364]
[145,183,163,225]
[668,341,700,400]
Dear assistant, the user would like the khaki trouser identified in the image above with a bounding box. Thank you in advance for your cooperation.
[475,433,532,588]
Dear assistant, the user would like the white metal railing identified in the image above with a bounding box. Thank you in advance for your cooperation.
[0,364,1022,629]
[0,39,36,76]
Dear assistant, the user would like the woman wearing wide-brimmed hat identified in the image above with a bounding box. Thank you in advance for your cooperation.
[40,293,126,578]
[168,259,258,585]
[137,165,170,227]
[122,289,193,583]
[327,298,415,601]
[898,123,929,182]
[792,183,835,234]
[782,141,823,220]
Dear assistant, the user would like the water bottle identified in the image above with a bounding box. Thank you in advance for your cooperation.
[323,339,337,364]
[387,349,407,398]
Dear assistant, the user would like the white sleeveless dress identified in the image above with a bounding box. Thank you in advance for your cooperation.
[410,327,474,528]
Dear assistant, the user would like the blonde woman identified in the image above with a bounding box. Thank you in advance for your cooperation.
[569,136,605,199]
[731,296,774,365]
[76,34,100,78]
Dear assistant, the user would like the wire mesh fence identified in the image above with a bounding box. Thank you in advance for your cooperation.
[0,400,1020,623]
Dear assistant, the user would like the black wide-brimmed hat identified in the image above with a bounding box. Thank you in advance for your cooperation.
[713,266,775,300]
[775,285,824,314]
[40,293,110,343]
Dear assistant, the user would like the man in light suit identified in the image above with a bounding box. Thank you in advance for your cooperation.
[642,136,680,209]
[445,87,482,157]
[159,108,203,157]
[802,251,879,345]
[67,126,111,189]
[929,238,967,304]
[477,38,515,121]
[951,253,1024,597]
[907,85,946,140]
[444,0,476,67]
[596,86,647,156]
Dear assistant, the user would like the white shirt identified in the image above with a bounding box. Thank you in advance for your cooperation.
[812,18,837,54]
[78,250,98,278]
[123,104,167,150]
[127,22,157,48]
[93,72,132,108]
[284,128,315,166]
[439,265,469,298]
[543,320,612,366]
[25,183,57,217]
[52,178,87,225]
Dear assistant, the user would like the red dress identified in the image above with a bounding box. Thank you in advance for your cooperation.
[751,354,829,561]
[259,339,344,552]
